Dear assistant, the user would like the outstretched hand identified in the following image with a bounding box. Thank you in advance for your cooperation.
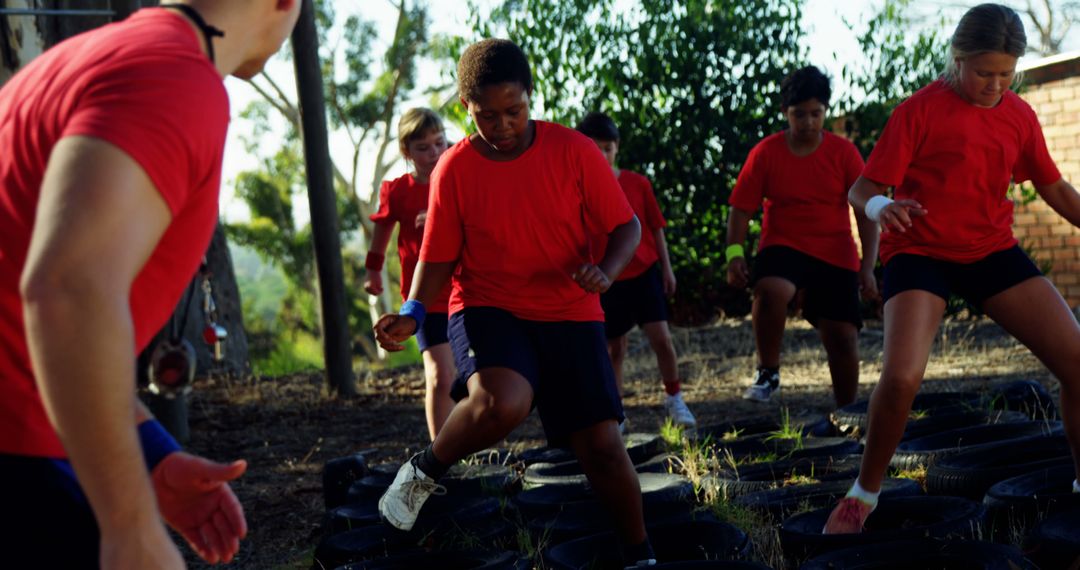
[152,452,247,564]
[726,257,750,289]
[572,263,612,293]
[878,199,928,233]
[373,313,418,351]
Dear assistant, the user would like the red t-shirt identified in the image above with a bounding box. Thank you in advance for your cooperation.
[592,170,667,280]
[864,80,1062,263]
[730,131,864,271]
[0,9,228,458]
[369,174,452,309]
[420,121,634,322]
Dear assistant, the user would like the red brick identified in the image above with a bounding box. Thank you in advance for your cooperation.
[1051,248,1075,261]
[1051,224,1075,236]
[1054,273,1080,285]
[1028,226,1051,237]
[1014,212,1037,225]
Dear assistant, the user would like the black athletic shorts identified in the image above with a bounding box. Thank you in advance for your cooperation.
[416,311,449,352]
[882,245,1042,307]
[600,264,670,339]
[752,245,863,329]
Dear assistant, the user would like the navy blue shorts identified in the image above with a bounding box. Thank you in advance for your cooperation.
[752,245,863,329]
[0,454,98,565]
[447,307,624,447]
[883,245,1042,307]
[600,264,670,339]
[416,311,449,352]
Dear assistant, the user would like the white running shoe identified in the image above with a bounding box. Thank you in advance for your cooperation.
[663,392,697,428]
[742,368,780,402]
[377,455,446,531]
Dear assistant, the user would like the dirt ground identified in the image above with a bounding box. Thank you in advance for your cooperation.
[179,315,1060,569]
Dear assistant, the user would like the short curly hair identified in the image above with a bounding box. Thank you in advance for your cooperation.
[457,39,534,102]
[779,66,831,109]
[576,112,620,142]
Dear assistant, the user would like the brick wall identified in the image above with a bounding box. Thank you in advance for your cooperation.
[1014,54,1080,306]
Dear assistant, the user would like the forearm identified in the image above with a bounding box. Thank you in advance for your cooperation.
[598,216,642,280]
[369,223,393,256]
[408,260,457,306]
[23,284,160,533]
[1039,179,1080,228]
[726,207,752,246]
[848,176,889,212]
[855,211,880,273]
[654,228,673,273]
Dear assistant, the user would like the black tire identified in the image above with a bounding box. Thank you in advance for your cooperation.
[983,463,1080,539]
[443,463,518,496]
[323,453,372,509]
[518,446,576,466]
[779,496,984,563]
[696,417,782,443]
[626,432,667,464]
[707,455,863,498]
[528,499,706,546]
[831,392,983,435]
[514,473,695,517]
[899,410,1028,442]
[732,478,922,522]
[1025,506,1080,570]
[336,550,529,570]
[988,379,1058,421]
[925,434,1072,499]
[313,526,415,569]
[800,538,1037,570]
[464,448,519,467]
[712,436,861,463]
[890,421,1061,471]
[326,495,500,537]
[636,453,682,474]
[346,472,396,505]
[544,519,750,570]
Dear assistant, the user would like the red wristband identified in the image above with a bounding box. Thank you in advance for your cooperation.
[365,252,385,271]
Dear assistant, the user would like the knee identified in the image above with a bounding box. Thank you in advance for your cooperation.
[876,370,922,399]
[474,394,530,428]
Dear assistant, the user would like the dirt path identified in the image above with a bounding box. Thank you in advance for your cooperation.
[180,316,1056,569]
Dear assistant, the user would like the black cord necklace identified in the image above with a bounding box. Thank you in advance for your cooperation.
[161,3,225,64]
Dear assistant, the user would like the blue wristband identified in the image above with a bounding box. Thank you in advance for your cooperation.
[399,299,426,334]
[138,419,181,471]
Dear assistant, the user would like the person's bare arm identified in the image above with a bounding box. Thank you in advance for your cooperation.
[848,176,926,234]
[1037,178,1080,228]
[853,207,880,301]
[725,207,753,289]
[654,228,676,296]
[363,222,394,295]
[374,260,457,351]
[21,136,184,568]
[574,216,642,293]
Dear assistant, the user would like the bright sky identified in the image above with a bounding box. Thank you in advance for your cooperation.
[219,0,1076,225]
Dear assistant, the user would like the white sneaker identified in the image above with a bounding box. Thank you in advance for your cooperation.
[625,559,657,569]
[742,368,780,402]
[664,392,697,427]
[377,455,446,531]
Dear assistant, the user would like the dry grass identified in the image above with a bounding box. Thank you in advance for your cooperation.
[180,315,1059,569]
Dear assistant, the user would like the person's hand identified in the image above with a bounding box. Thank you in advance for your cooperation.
[878,199,928,233]
[363,271,384,296]
[662,268,677,297]
[572,263,612,293]
[100,522,186,570]
[726,257,750,289]
[152,452,247,564]
[859,268,880,302]
[415,210,427,230]
[374,313,417,351]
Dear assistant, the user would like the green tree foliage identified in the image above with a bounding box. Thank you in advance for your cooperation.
[458,0,806,323]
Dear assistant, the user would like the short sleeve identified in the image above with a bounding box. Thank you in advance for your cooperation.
[729,142,768,212]
[370,180,395,224]
[862,100,919,187]
[579,140,634,235]
[1013,111,1062,186]
[639,177,667,230]
[420,160,464,263]
[62,57,227,216]
[841,139,866,189]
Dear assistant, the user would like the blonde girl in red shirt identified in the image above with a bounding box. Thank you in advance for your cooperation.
[825,3,1080,533]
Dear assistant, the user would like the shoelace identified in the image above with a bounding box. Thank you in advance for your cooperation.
[403,478,446,510]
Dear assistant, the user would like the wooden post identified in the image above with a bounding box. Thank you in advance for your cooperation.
[291,0,356,396]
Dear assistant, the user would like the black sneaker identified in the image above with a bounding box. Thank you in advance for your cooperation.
[742,368,780,402]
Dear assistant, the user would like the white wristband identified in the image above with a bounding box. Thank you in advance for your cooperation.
[865,195,894,223]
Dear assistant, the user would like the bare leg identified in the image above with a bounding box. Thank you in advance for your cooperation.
[817,318,860,408]
[752,277,798,368]
[422,343,457,441]
[982,276,1080,484]
[607,336,628,396]
[857,290,945,492]
[569,419,647,545]
[430,368,532,463]
[641,320,678,393]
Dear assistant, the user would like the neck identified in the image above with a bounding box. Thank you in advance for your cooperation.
[412,170,430,183]
[162,1,263,78]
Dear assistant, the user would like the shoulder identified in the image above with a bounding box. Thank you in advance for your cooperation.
[747,132,785,160]
[894,79,951,116]
[1003,90,1040,123]
[823,132,861,155]
[539,120,595,151]
[620,170,652,189]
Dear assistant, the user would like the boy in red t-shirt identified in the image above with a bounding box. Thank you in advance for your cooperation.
[824,4,1080,534]
[372,39,658,565]
[726,66,879,406]
[576,112,697,430]
[364,107,455,441]
[0,2,300,567]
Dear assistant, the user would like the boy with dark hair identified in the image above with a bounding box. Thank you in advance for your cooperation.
[0,1,301,567]
[374,38,657,567]
[726,65,879,406]
[576,111,696,430]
